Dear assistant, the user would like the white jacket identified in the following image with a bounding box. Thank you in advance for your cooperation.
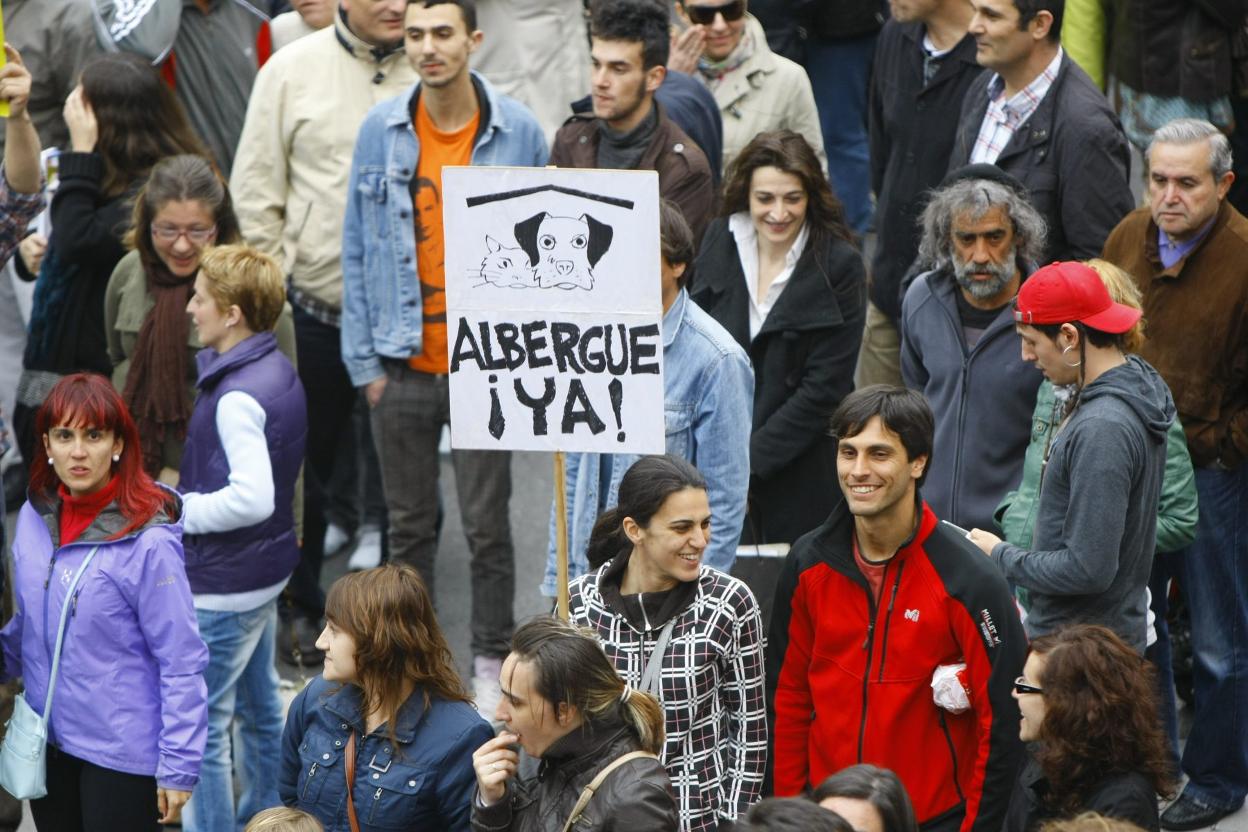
[229,14,417,311]
[709,15,827,175]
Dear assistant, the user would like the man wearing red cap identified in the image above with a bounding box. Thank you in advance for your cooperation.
[968,260,1175,655]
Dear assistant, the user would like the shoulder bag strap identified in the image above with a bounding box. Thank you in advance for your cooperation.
[42,545,100,720]
[345,731,361,832]
[561,750,660,832]
[638,618,676,700]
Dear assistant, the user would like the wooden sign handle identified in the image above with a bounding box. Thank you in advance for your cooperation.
[554,451,569,620]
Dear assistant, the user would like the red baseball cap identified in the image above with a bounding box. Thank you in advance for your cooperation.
[1014,261,1142,334]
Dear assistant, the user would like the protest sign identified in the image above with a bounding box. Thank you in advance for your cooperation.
[444,167,665,455]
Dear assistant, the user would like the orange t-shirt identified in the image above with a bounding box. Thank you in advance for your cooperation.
[408,97,480,374]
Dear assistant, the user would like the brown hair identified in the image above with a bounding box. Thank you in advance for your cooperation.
[324,565,470,747]
[126,154,241,270]
[721,130,855,251]
[244,807,324,832]
[196,245,286,333]
[509,616,665,754]
[78,53,208,198]
[1030,626,1175,814]
[1038,812,1148,832]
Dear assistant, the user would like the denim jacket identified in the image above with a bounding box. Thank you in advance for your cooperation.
[543,290,754,594]
[280,676,493,832]
[341,72,548,387]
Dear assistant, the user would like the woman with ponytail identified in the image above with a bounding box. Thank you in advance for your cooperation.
[569,455,766,832]
[471,616,679,832]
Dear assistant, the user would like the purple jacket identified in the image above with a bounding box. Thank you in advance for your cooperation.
[0,490,208,789]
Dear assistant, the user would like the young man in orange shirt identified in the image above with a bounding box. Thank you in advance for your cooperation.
[341,0,547,715]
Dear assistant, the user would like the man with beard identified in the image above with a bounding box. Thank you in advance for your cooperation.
[550,0,714,244]
[899,165,1046,532]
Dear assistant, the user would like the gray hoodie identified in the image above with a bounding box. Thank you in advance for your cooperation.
[991,355,1174,652]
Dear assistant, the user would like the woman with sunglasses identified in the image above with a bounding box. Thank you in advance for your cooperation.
[1004,625,1173,832]
[105,154,297,480]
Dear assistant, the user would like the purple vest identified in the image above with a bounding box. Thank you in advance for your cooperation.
[179,332,307,595]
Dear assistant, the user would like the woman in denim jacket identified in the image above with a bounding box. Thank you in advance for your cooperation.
[279,565,492,831]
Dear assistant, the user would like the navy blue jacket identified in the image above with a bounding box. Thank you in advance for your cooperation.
[179,332,307,594]
[281,676,493,832]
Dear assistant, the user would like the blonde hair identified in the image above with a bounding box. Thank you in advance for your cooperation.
[1083,259,1146,353]
[198,244,286,333]
[1038,812,1148,832]
[244,807,324,832]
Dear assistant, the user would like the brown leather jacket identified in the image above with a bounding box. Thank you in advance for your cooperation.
[1102,201,1248,468]
[549,103,715,246]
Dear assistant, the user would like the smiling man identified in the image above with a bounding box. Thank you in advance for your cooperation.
[899,165,1045,533]
[1101,118,1248,832]
[950,0,1132,264]
[768,385,1025,832]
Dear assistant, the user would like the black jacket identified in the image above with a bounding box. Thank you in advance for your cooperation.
[951,54,1134,264]
[869,21,984,320]
[471,714,679,832]
[1003,757,1160,832]
[1110,0,1246,101]
[691,218,866,546]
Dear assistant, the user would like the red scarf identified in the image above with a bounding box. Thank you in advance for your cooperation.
[58,476,120,545]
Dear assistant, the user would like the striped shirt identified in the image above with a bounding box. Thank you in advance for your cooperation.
[970,47,1064,164]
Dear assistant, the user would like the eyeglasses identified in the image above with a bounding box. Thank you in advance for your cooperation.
[683,0,746,26]
[1013,676,1043,696]
[151,223,217,246]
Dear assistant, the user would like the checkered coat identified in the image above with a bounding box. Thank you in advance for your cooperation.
[568,563,767,832]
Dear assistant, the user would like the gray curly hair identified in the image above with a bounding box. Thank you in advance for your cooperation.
[916,178,1048,273]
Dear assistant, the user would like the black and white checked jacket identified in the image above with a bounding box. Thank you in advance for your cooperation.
[568,562,767,832]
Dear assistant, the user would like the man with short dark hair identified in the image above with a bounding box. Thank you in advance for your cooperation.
[551,0,714,243]
[1101,117,1248,832]
[951,0,1133,263]
[769,385,1025,832]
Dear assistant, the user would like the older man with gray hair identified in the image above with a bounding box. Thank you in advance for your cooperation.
[900,163,1047,532]
[1102,117,1248,832]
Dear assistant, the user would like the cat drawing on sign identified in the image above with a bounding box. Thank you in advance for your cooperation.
[476,236,538,288]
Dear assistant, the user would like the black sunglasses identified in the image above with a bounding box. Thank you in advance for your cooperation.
[684,0,746,26]
[1013,676,1043,696]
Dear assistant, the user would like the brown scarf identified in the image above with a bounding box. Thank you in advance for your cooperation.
[123,259,195,477]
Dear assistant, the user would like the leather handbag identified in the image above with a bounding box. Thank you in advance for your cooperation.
[345,731,361,832]
[0,546,100,800]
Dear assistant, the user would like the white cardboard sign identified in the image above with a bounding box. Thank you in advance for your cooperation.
[444,166,665,454]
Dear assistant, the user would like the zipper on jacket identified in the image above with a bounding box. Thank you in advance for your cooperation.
[368,787,383,822]
[938,711,967,804]
[876,563,905,682]
[856,566,882,762]
[301,762,318,800]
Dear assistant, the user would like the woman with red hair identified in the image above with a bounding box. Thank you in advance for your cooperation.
[0,373,208,831]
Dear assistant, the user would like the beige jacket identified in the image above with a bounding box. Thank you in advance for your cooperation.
[229,15,417,311]
[709,15,827,175]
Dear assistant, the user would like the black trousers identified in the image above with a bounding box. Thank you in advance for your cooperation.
[29,745,160,832]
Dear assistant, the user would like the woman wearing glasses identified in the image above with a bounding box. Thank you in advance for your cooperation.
[1004,625,1173,832]
[105,154,296,480]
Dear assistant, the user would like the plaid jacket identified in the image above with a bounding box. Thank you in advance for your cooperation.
[568,563,767,832]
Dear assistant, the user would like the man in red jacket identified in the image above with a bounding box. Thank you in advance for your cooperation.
[768,385,1025,832]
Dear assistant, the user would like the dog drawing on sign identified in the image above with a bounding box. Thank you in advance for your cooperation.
[476,236,539,288]
[513,211,613,290]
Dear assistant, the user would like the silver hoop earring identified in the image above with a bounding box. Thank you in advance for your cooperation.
[1061,344,1082,368]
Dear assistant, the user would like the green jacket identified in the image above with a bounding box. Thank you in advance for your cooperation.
[996,379,1198,555]
[1062,0,1108,91]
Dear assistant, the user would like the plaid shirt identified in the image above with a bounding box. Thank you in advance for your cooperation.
[0,166,44,268]
[569,565,767,832]
[970,48,1064,164]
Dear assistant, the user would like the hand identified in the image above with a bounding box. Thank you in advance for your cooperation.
[364,376,388,409]
[19,232,46,276]
[668,26,705,75]
[0,46,32,120]
[968,528,1002,556]
[157,788,191,824]
[472,732,520,807]
[63,86,98,153]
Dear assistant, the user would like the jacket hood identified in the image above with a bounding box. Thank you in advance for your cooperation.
[196,331,278,389]
[598,549,699,632]
[1078,355,1174,443]
[31,482,183,548]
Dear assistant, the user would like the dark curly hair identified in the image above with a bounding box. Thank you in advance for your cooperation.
[589,0,670,70]
[1031,625,1175,814]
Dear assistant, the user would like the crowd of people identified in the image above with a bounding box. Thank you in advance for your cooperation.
[0,0,1244,830]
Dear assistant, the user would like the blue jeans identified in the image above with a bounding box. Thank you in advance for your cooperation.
[1146,551,1180,769]
[1179,463,1248,810]
[804,34,876,235]
[184,600,285,831]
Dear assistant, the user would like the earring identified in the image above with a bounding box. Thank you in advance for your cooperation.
[112,453,120,462]
[47,457,53,465]
[1061,344,1082,368]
